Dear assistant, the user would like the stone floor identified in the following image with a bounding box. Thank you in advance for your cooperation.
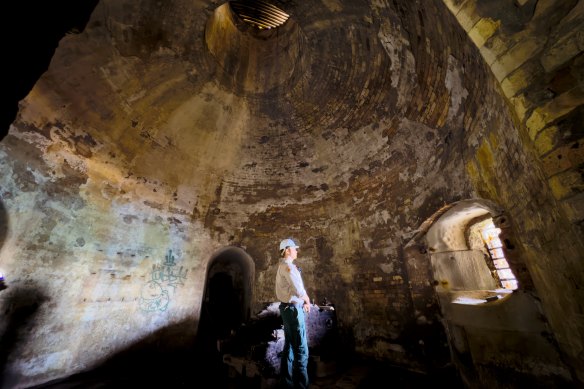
[30,307,464,389]
[32,352,464,389]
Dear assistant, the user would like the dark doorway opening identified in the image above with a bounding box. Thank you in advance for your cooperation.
[201,247,254,338]
[194,247,255,384]
[207,271,242,338]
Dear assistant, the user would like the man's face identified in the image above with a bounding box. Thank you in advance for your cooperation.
[288,246,298,260]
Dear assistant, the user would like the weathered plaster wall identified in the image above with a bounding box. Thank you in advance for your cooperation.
[0,0,582,387]
[0,130,222,386]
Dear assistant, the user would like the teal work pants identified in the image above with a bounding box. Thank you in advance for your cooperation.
[279,303,309,388]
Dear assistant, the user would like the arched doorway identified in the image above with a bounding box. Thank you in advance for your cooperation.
[194,247,255,382]
[201,246,255,339]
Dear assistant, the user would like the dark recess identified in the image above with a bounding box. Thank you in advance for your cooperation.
[0,0,99,141]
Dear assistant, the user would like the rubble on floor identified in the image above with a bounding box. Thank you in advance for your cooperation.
[219,301,341,385]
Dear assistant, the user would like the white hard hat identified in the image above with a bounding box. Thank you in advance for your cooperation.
[279,238,300,251]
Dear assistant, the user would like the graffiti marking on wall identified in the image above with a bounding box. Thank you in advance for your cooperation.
[140,250,188,312]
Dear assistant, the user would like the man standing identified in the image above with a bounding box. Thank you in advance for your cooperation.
[275,238,311,388]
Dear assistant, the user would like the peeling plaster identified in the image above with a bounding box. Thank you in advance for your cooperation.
[380,262,396,274]
[395,118,444,183]
[378,20,418,109]
[321,0,343,13]
[445,55,469,123]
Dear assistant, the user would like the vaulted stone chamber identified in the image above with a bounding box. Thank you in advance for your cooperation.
[0,0,583,387]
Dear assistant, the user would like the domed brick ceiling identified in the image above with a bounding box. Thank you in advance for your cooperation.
[13,0,478,222]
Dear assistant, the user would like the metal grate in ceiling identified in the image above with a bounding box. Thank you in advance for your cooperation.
[229,0,289,29]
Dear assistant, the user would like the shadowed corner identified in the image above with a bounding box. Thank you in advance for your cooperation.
[0,285,49,388]
[0,200,48,388]
[0,200,7,250]
[29,317,220,389]
[0,200,7,292]
[0,0,100,141]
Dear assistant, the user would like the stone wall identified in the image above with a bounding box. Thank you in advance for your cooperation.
[442,0,584,231]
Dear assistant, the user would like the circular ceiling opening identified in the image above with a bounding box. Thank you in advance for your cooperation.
[229,0,289,30]
[205,1,304,94]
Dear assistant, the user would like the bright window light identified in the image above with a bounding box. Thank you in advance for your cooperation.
[477,219,518,290]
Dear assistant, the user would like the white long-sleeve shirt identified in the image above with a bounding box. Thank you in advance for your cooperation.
[275,257,307,304]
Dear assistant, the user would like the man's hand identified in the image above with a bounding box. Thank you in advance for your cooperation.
[302,294,311,313]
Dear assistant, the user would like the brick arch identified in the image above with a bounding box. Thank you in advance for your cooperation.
[443,0,584,228]
[203,246,256,334]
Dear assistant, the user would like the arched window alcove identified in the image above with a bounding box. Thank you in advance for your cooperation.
[404,199,570,388]
[424,199,521,305]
